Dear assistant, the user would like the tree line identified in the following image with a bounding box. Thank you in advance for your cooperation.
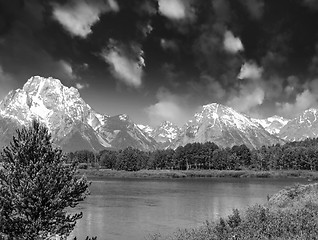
[66,138,318,171]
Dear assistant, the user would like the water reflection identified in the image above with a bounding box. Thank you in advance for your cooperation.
[69,178,310,240]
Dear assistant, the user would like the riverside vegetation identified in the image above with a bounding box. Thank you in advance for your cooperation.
[149,183,318,240]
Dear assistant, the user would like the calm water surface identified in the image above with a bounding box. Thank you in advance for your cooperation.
[69,178,311,240]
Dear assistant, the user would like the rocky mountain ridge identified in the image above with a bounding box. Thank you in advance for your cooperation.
[0,76,317,151]
[251,115,290,135]
[0,76,156,152]
[170,103,282,149]
[278,108,318,141]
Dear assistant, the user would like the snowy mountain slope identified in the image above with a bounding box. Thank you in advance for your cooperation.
[137,124,154,136]
[2,76,318,152]
[251,115,290,135]
[96,114,157,151]
[171,103,282,149]
[150,121,180,143]
[0,76,107,152]
[279,108,318,141]
[0,76,156,152]
[138,121,180,149]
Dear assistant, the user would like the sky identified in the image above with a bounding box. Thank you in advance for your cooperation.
[0,0,318,126]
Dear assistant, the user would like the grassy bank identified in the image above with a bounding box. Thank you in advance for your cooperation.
[149,183,318,240]
[77,168,318,180]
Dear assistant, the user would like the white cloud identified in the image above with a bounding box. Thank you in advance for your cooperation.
[227,87,265,113]
[107,0,120,12]
[264,76,284,100]
[224,31,244,54]
[277,89,318,117]
[140,23,153,37]
[146,89,191,126]
[238,61,263,80]
[161,39,179,51]
[58,60,91,89]
[240,0,264,19]
[52,0,119,38]
[101,45,145,88]
[58,60,76,80]
[76,83,89,90]
[158,0,186,20]
[308,79,318,94]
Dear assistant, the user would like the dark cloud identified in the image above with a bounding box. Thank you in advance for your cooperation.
[193,23,243,87]
[309,44,318,77]
[212,0,231,23]
[0,0,24,35]
[1,0,318,124]
[239,0,264,20]
[160,38,179,51]
[302,0,318,10]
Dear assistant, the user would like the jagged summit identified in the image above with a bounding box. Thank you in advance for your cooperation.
[193,102,260,131]
[160,120,176,126]
[0,76,95,127]
[0,76,157,152]
[171,103,281,149]
[279,107,318,141]
[304,108,318,115]
[117,113,130,121]
[151,121,180,145]
[251,115,290,135]
[268,115,290,122]
[2,76,318,151]
[137,121,180,149]
[23,76,75,93]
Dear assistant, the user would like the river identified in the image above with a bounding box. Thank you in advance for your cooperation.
[69,177,312,240]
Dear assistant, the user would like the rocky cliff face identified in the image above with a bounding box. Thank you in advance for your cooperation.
[279,108,318,141]
[0,76,156,152]
[138,121,180,149]
[251,115,290,135]
[96,114,157,151]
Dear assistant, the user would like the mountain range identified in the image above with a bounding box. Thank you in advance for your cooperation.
[0,76,316,152]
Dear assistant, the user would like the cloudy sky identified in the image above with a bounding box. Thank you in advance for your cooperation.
[1,0,318,126]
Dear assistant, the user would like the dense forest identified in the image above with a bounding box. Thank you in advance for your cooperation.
[65,138,318,172]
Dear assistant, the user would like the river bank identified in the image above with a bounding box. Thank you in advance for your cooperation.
[71,174,311,240]
[77,168,318,180]
[149,182,318,240]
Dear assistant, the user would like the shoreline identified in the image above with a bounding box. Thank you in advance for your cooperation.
[77,169,318,180]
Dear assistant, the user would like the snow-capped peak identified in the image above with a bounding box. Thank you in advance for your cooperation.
[278,107,318,141]
[118,114,129,121]
[0,76,158,152]
[267,115,290,125]
[160,120,176,128]
[304,108,318,115]
[137,124,154,135]
[251,115,290,135]
[170,102,281,149]
[0,76,102,135]
[193,103,259,131]
[139,120,180,144]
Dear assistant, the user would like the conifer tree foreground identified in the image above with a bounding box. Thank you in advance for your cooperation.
[0,120,90,240]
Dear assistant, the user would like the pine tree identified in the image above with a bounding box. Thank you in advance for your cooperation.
[0,120,90,240]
